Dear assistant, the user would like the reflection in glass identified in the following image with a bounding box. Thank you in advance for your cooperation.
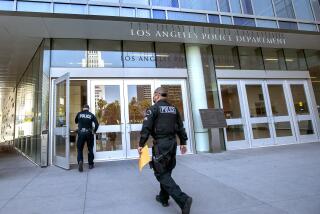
[262,48,286,70]
[167,11,207,22]
[95,85,121,125]
[278,21,298,30]
[274,0,295,19]
[226,125,245,141]
[130,131,153,150]
[298,121,314,135]
[160,85,184,121]
[180,0,218,11]
[230,0,241,13]
[96,132,122,151]
[268,85,288,116]
[123,41,156,68]
[152,0,179,7]
[234,17,255,27]
[213,45,240,69]
[252,0,274,16]
[218,0,230,12]
[51,39,87,67]
[256,20,277,29]
[283,49,307,70]
[275,122,292,137]
[88,40,122,68]
[56,135,66,156]
[155,43,186,68]
[246,85,266,117]
[298,23,317,32]
[221,85,241,119]
[240,0,253,14]
[54,4,86,14]
[290,85,310,115]
[128,85,152,124]
[56,81,66,127]
[89,6,119,16]
[292,0,314,21]
[252,123,270,139]
[238,47,264,70]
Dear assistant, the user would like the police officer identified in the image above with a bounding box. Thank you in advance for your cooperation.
[138,87,192,214]
[75,104,99,172]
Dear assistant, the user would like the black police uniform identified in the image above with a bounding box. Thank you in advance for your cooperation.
[139,99,190,210]
[75,110,99,166]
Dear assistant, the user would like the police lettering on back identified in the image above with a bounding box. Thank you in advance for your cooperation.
[159,106,176,114]
[79,114,92,119]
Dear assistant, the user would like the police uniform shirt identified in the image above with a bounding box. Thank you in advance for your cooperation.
[139,100,188,147]
[75,110,99,132]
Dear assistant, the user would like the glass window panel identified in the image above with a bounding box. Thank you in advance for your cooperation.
[268,85,288,116]
[130,131,153,149]
[241,0,253,14]
[310,0,320,21]
[88,40,122,68]
[128,85,152,124]
[246,85,267,117]
[275,122,292,137]
[152,0,179,7]
[292,0,314,21]
[221,85,242,119]
[262,48,286,70]
[123,41,156,68]
[252,123,270,139]
[298,120,314,135]
[95,85,121,125]
[51,39,87,68]
[137,9,150,18]
[213,45,240,69]
[298,23,317,32]
[274,0,295,19]
[278,21,298,30]
[89,6,119,16]
[160,85,185,121]
[290,84,310,115]
[180,0,218,11]
[155,43,186,68]
[256,19,278,28]
[122,0,149,5]
[221,16,233,24]
[252,0,274,16]
[283,49,307,70]
[96,132,122,151]
[99,0,119,3]
[234,17,255,27]
[218,0,230,12]
[238,47,264,70]
[17,1,51,12]
[226,125,245,141]
[167,11,207,22]
[56,81,66,127]
[0,1,13,10]
[54,4,86,14]
[152,10,166,19]
[230,0,242,13]
[208,15,220,24]
[120,7,135,17]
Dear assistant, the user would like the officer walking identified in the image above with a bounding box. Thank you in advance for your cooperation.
[138,87,192,214]
[75,104,99,172]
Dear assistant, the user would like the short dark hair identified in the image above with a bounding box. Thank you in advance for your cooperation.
[83,104,89,109]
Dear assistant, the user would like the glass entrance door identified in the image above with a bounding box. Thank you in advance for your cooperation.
[287,81,318,143]
[53,73,70,169]
[218,79,319,150]
[91,79,191,160]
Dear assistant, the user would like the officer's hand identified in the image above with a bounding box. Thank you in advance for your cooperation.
[180,145,187,154]
[138,147,143,155]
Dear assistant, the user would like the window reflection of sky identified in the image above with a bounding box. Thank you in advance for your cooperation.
[104,86,120,103]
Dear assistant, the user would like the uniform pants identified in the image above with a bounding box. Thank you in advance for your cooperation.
[153,139,189,209]
[77,132,94,165]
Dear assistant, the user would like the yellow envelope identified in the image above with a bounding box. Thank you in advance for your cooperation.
[139,145,151,172]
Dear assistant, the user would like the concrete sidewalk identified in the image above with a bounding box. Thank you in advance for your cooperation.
[0,143,320,214]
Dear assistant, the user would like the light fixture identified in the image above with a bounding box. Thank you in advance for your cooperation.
[285,59,294,62]
[216,65,235,68]
[264,58,279,61]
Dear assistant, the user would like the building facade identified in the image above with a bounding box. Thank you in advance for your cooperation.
[0,0,319,168]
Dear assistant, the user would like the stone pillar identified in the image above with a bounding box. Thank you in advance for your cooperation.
[185,44,209,152]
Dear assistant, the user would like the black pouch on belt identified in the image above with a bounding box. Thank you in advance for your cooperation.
[150,142,173,174]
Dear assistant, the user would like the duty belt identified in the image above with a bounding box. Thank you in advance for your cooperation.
[79,128,91,133]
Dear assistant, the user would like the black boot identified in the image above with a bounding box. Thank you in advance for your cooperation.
[182,197,192,214]
[78,161,83,172]
[156,195,169,207]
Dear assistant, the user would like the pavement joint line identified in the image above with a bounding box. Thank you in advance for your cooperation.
[0,168,43,211]
[179,162,291,214]
[83,170,89,214]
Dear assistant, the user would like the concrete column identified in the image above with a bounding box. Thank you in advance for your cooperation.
[186,44,210,152]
